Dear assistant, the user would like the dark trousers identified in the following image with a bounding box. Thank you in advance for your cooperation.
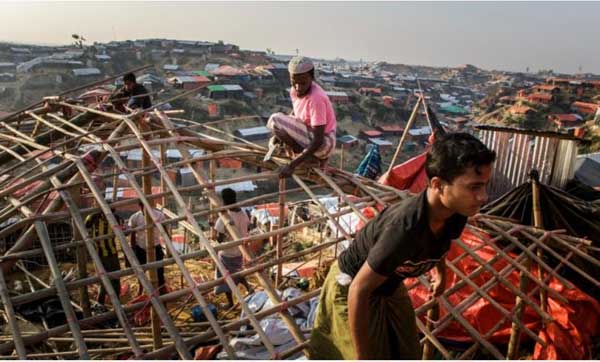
[134,244,166,292]
[97,254,121,304]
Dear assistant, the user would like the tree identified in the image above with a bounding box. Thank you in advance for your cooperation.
[71,34,86,49]
[71,34,87,49]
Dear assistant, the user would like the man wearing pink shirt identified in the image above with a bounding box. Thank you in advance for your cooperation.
[266,56,337,177]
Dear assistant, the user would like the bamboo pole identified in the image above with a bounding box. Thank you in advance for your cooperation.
[421,302,439,359]
[6,206,360,309]
[415,316,452,360]
[418,274,505,359]
[531,175,548,317]
[117,117,253,357]
[1,122,128,273]
[452,238,553,321]
[155,111,304,357]
[457,245,579,360]
[8,201,90,358]
[387,96,422,174]
[445,260,545,345]
[111,164,119,202]
[160,143,167,207]
[209,156,217,241]
[478,219,574,292]
[0,187,376,261]
[276,177,286,286]
[291,174,353,242]
[0,268,27,359]
[143,288,321,360]
[438,296,504,359]
[519,230,600,288]
[141,130,163,350]
[72,158,193,359]
[0,237,338,356]
[18,261,59,354]
[313,168,369,224]
[46,185,144,357]
[71,184,91,318]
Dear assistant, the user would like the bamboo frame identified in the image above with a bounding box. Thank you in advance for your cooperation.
[1,93,598,361]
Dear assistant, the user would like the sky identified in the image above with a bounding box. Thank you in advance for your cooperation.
[1,1,599,74]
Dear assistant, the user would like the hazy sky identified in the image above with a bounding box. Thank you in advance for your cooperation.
[1,1,599,74]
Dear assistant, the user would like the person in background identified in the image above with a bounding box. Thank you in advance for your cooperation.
[214,188,254,309]
[128,201,167,295]
[265,56,337,177]
[110,72,152,111]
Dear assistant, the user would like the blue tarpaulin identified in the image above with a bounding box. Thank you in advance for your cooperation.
[355,144,382,179]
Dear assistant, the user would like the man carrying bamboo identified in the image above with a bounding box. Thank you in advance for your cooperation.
[265,56,337,177]
[309,133,496,359]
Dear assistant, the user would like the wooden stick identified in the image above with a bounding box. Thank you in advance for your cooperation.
[387,96,422,174]
[452,238,554,321]
[445,260,545,345]
[292,174,353,242]
[0,268,27,359]
[154,111,302,356]
[140,126,163,351]
[458,245,579,360]
[276,177,286,286]
[438,296,505,359]
[8,200,90,358]
[415,316,452,359]
[479,219,574,291]
[71,184,91,318]
[73,158,192,359]
[313,168,370,224]
[531,176,548,318]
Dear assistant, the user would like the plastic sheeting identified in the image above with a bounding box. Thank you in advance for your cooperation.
[379,151,429,193]
[221,289,318,359]
[482,180,600,298]
[405,228,600,359]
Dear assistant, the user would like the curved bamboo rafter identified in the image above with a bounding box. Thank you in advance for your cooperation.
[0,81,597,360]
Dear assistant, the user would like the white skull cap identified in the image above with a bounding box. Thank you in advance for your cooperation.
[288,56,314,75]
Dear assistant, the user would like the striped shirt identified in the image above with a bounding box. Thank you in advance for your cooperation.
[85,212,122,258]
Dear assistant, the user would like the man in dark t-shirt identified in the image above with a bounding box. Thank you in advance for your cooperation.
[110,72,152,111]
[309,133,496,360]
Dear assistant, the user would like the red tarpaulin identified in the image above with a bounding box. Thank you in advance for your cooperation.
[379,151,429,193]
[356,210,600,359]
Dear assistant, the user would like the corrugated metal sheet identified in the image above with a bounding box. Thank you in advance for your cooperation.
[72,68,101,76]
[478,128,578,200]
[237,126,270,137]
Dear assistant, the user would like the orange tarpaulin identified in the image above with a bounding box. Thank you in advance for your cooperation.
[379,151,429,193]
[218,158,243,169]
[407,228,600,359]
[355,210,600,359]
